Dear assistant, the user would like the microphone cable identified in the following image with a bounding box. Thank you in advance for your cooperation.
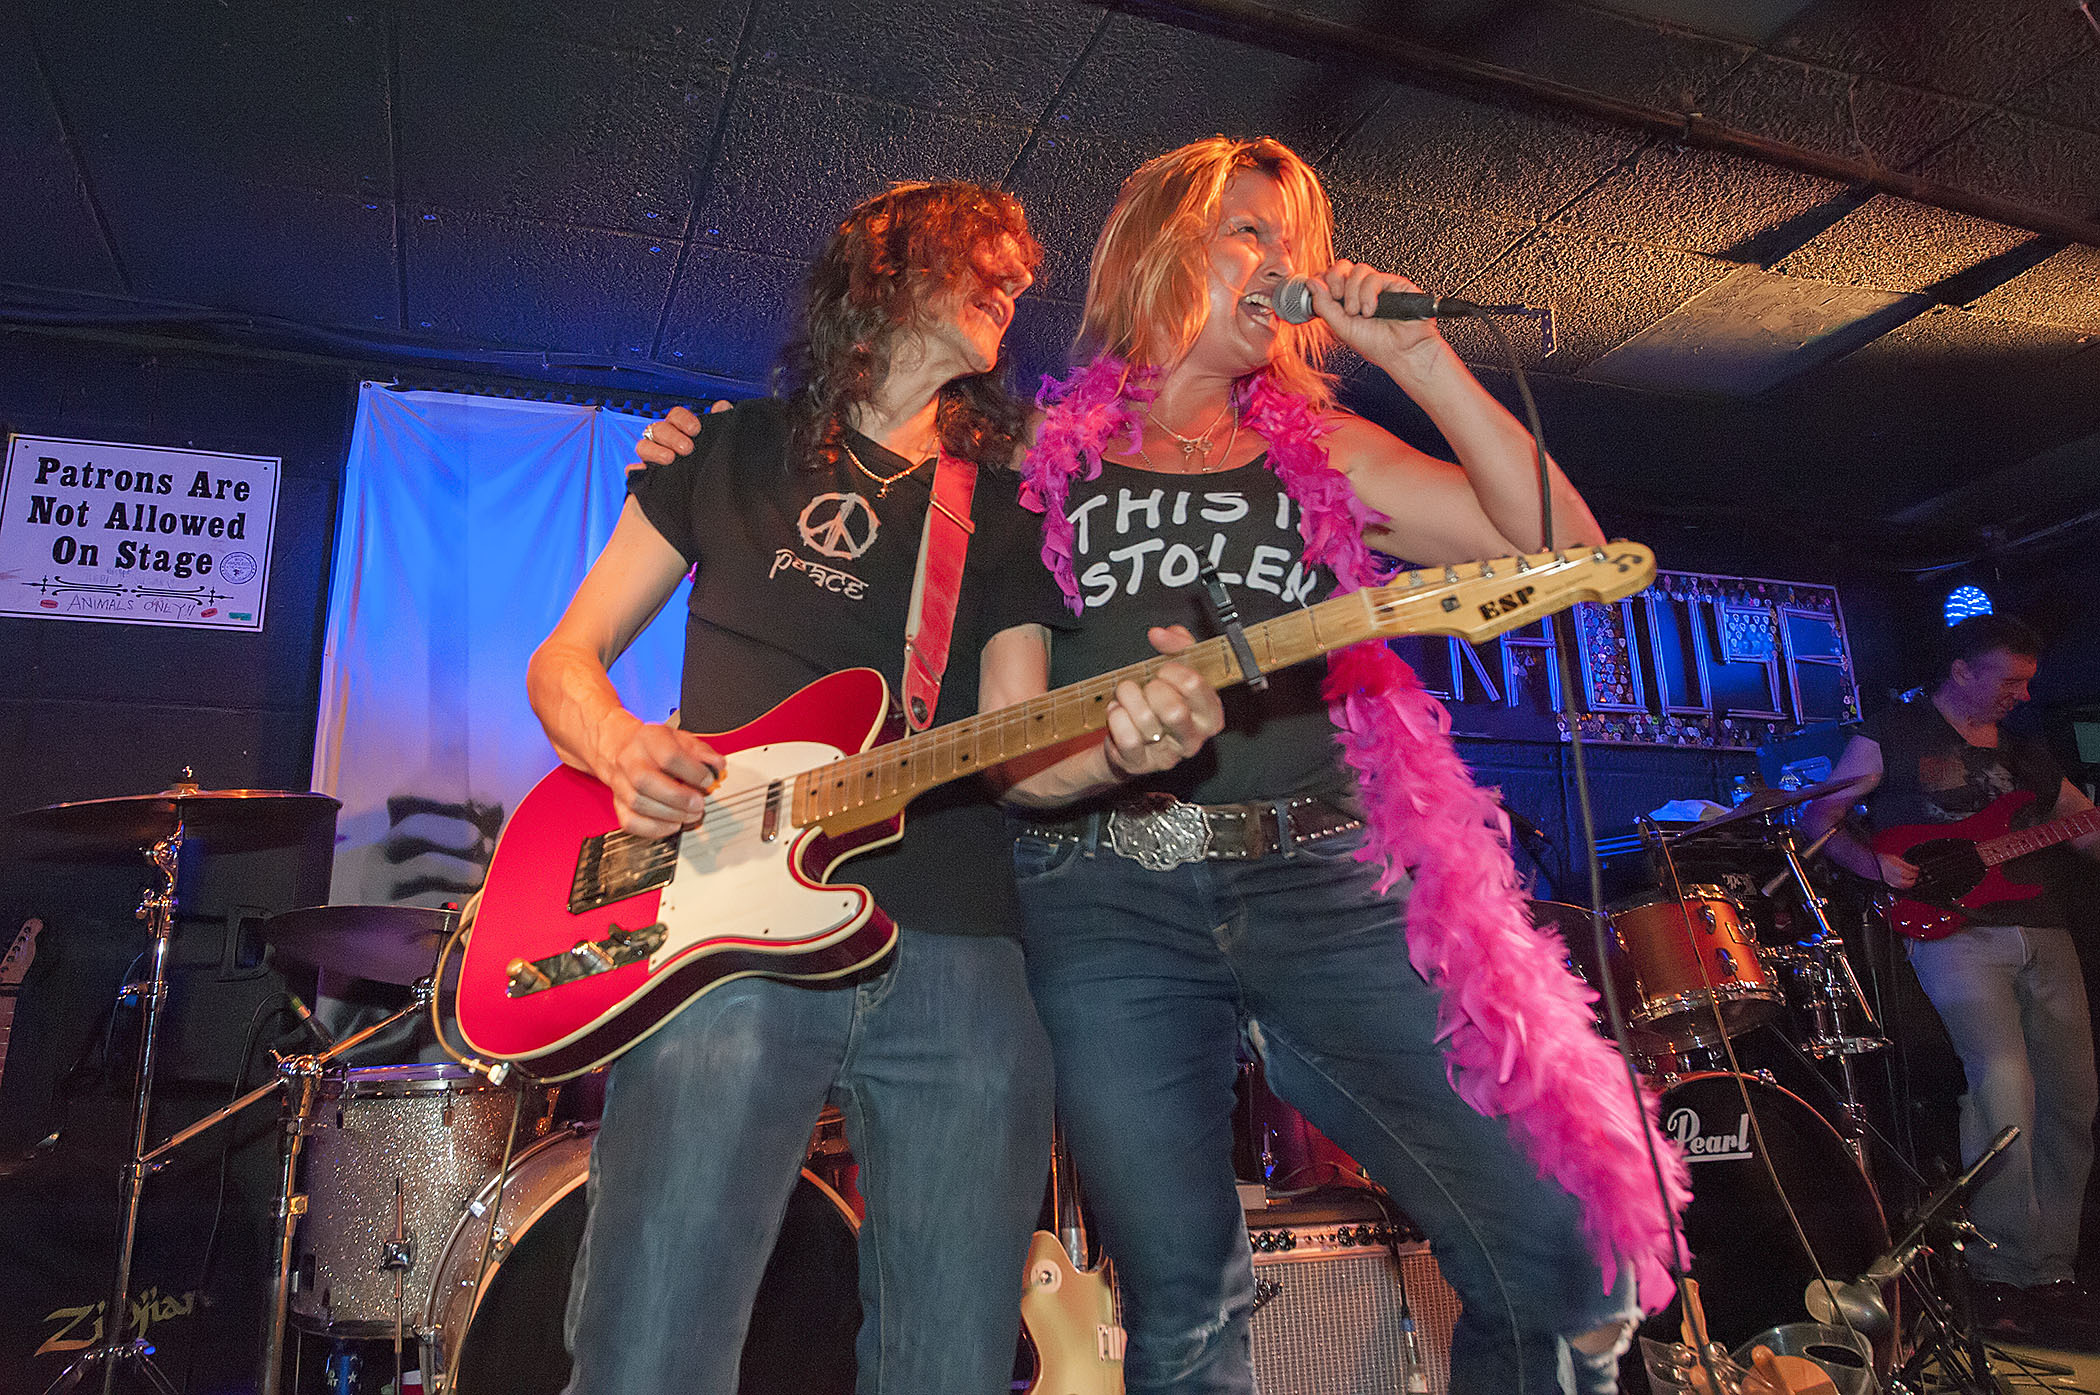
[1451,304,1713,1392]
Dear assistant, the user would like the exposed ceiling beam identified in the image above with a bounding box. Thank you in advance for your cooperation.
[1107,0,2100,249]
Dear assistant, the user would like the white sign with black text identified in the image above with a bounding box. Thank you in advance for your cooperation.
[0,434,280,631]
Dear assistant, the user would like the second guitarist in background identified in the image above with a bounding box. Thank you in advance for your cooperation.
[1806,613,2098,1350]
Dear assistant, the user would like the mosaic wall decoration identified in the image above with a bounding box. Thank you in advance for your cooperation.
[1388,570,1858,750]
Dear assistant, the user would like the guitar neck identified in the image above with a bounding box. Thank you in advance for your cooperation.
[791,544,1652,830]
[1979,807,2100,866]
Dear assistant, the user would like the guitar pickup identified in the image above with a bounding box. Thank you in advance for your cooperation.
[568,832,679,915]
[507,921,668,997]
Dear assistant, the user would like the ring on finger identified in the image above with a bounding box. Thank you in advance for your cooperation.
[1145,731,1166,745]
[642,424,655,445]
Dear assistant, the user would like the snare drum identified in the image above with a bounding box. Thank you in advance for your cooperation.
[1609,886,1781,1049]
[421,1127,861,1395]
[291,1063,534,1335]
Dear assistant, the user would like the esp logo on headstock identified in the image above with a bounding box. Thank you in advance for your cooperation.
[1476,585,1536,622]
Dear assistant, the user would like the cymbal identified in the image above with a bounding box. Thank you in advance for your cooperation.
[1661,772,1873,840]
[265,904,456,986]
[5,777,338,861]
[1529,899,1606,936]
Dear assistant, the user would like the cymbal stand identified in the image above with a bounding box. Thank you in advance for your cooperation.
[1771,825,1883,1173]
[141,979,438,1395]
[45,823,187,1395]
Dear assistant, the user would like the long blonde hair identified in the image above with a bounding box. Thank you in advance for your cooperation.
[1077,136,1337,406]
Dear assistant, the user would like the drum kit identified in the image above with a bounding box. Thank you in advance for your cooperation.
[3,777,861,1395]
[1524,775,2043,1395]
[0,771,2027,1395]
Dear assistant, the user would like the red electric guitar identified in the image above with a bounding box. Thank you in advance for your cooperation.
[457,542,1658,1079]
[1875,789,2100,940]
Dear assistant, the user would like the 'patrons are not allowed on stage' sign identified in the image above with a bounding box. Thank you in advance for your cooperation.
[0,434,281,631]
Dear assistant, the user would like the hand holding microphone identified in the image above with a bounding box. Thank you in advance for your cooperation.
[1271,265,1479,326]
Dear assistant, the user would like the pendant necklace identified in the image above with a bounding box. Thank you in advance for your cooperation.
[842,439,929,498]
[1146,398,1234,467]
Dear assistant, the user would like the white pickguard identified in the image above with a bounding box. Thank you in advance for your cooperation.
[651,741,862,968]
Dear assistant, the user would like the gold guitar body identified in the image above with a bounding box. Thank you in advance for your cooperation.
[1021,1229,1124,1395]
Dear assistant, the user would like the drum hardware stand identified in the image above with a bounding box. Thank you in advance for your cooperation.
[1765,825,1891,1174]
[45,821,188,1395]
[135,978,436,1395]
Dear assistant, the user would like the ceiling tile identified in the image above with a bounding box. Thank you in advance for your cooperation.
[424,0,752,65]
[2006,45,2100,131]
[1325,82,1643,227]
[1768,0,2091,106]
[692,79,1026,258]
[1775,193,2043,292]
[1439,228,1735,371]
[1582,265,1923,396]
[1003,130,1157,293]
[656,245,810,383]
[398,19,730,232]
[744,0,1098,126]
[25,0,391,198]
[1911,110,2100,225]
[105,180,396,329]
[406,209,677,356]
[1465,2,1754,109]
[1963,243,2100,332]
[1553,144,1851,257]
[1702,56,1986,172]
[0,39,124,295]
[1321,189,1528,290]
[1050,12,1390,156]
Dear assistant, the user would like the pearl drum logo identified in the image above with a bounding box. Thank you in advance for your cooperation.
[1665,1103,1754,1162]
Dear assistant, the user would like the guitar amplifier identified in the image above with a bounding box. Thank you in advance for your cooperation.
[1246,1189,1460,1395]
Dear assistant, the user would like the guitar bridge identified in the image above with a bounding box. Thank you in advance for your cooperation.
[507,921,668,997]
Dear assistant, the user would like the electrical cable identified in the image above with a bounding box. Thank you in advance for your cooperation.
[1462,306,1709,1394]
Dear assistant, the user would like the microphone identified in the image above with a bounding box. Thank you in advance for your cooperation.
[1272,276,1478,326]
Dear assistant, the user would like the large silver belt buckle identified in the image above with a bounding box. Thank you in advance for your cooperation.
[1106,794,1211,871]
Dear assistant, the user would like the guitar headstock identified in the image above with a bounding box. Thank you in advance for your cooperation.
[1368,542,1657,644]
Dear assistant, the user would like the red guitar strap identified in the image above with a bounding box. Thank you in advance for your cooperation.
[901,450,977,732]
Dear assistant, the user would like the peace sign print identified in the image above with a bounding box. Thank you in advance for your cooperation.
[798,492,879,560]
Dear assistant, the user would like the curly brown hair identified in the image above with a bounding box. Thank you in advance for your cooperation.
[779,181,1042,473]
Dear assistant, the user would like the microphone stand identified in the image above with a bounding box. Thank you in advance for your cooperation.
[1868,1126,2024,1395]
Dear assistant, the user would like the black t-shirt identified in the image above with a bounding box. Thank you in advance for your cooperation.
[626,398,1069,936]
[1045,458,1350,806]
[1864,697,2072,927]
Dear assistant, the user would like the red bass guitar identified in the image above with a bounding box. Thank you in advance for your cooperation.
[457,543,1658,1079]
[1874,789,2100,940]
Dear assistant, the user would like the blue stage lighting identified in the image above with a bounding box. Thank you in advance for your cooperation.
[1944,585,1993,625]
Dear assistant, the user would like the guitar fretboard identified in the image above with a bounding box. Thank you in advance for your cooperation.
[790,547,1638,830]
[1980,807,2100,866]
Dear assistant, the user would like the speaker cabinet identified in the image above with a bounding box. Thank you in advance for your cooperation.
[1247,1190,1460,1395]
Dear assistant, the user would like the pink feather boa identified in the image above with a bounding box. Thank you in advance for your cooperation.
[1019,358,1691,1310]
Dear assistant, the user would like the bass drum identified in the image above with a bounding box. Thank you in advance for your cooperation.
[1629,1074,1892,1390]
[422,1126,861,1395]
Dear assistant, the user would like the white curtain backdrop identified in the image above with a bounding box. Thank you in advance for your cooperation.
[312,385,686,907]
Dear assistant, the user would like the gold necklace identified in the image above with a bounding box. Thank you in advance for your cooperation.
[841,439,930,498]
[1146,398,1233,465]
[1138,414,1240,475]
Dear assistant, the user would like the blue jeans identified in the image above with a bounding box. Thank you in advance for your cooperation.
[562,928,1053,1394]
[1014,823,1632,1395]
[1908,923,2097,1286]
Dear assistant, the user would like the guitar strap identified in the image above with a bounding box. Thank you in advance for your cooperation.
[900,449,977,732]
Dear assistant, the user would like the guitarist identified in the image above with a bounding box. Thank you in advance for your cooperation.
[1805,614,2098,1348]
[540,182,1219,1393]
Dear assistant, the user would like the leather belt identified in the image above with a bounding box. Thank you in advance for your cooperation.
[1023,792,1363,872]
